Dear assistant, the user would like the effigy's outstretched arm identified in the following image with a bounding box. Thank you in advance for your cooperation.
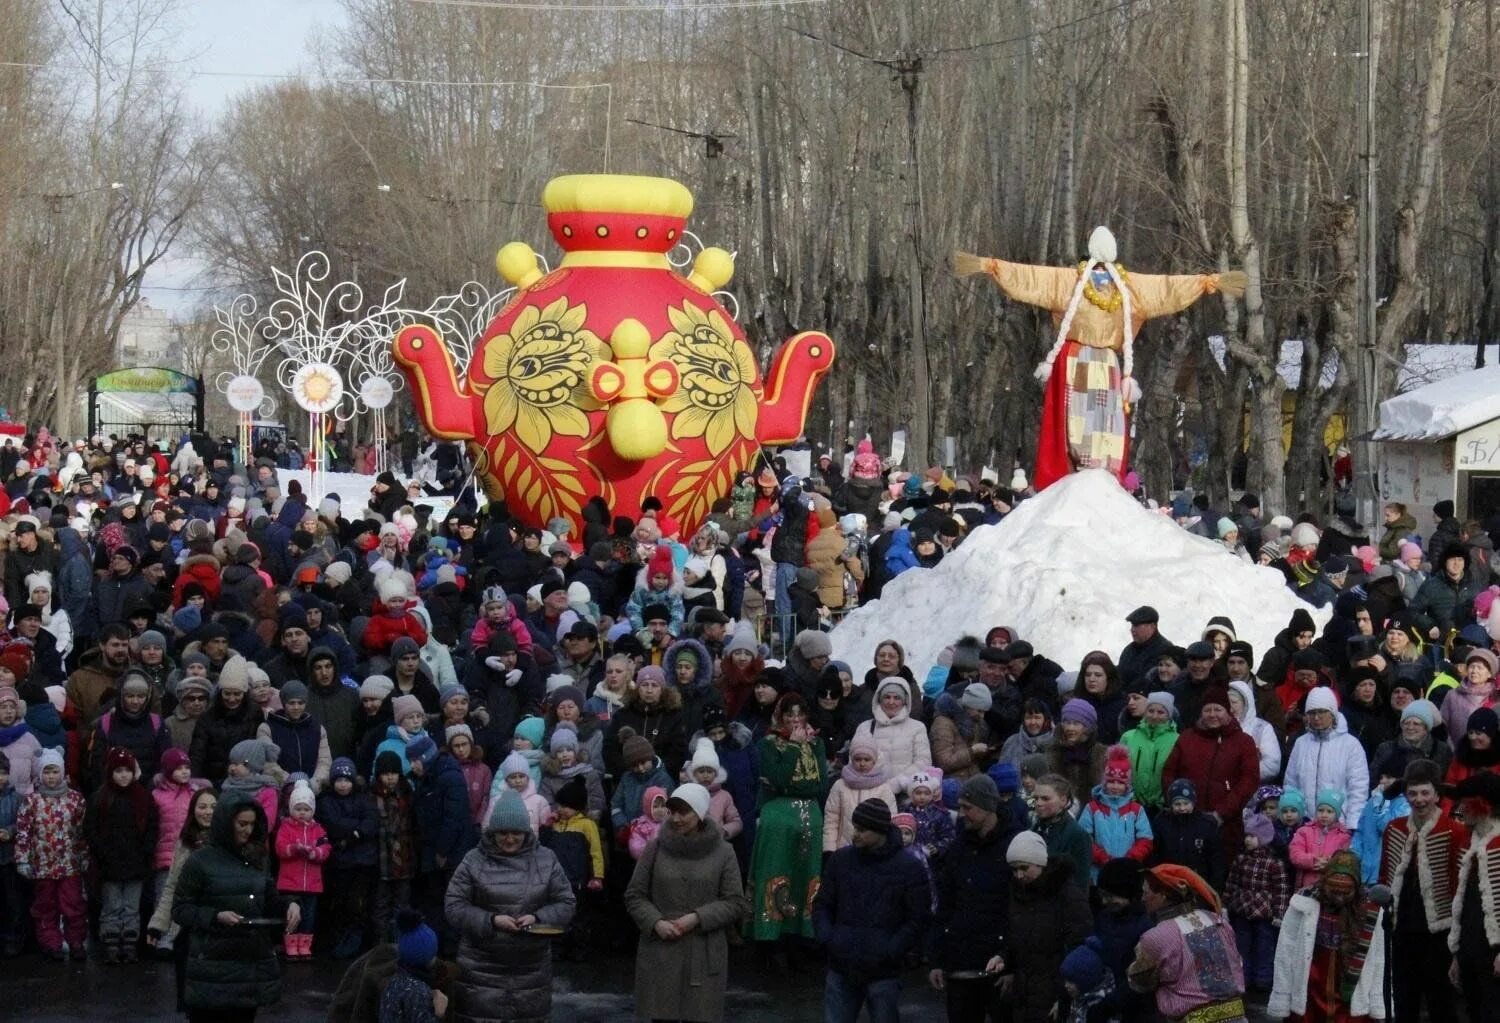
[1129,270,1248,320]
[954,252,1076,314]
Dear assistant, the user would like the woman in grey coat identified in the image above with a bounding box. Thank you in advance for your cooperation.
[625,782,749,1023]
[444,788,576,1023]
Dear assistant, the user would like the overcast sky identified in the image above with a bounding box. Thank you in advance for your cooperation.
[141,0,348,314]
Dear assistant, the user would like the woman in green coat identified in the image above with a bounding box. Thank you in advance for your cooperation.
[171,793,298,1023]
[746,691,828,942]
[625,783,749,1022]
[1119,692,1180,809]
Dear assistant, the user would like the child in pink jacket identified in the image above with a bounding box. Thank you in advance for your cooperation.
[627,786,668,860]
[1287,788,1352,889]
[469,594,534,656]
[274,780,330,959]
[150,748,211,874]
[685,739,743,842]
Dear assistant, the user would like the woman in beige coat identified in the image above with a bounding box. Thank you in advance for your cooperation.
[625,783,749,1022]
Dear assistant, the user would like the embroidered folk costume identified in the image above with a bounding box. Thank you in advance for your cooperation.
[1379,757,1467,1023]
[956,229,1244,490]
[1447,773,1500,1023]
[1129,864,1248,1023]
[1269,849,1387,1023]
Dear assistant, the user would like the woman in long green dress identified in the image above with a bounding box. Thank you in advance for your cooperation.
[747,691,828,941]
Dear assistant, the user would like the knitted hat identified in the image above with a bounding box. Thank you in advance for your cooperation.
[892,812,916,834]
[1060,698,1098,731]
[1006,830,1049,867]
[669,782,711,820]
[438,683,468,708]
[1096,858,1143,900]
[487,788,531,833]
[289,779,316,812]
[105,746,139,778]
[1145,691,1176,718]
[279,680,309,704]
[1167,779,1196,806]
[500,752,530,780]
[619,728,655,768]
[360,675,395,701]
[390,636,421,660]
[1467,706,1500,740]
[324,561,352,585]
[850,798,892,834]
[646,544,674,580]
[1304,687,1339,716]
[549,726,579,754]
[374,751,403,777]
[390,694,425,725]
[1291,648,1326,671]
[641,602,671,624]
[959,774,1000,813]
[138,630,167,651]
[160,747,191,776]
[229,738,278,772]
[907,769,941,795]
[987,761,1020,795]
[635,666,667,688]
[394,907,438,969]
[689,738,725,784]
[445,724,474,746]
[555,775,589,812]
[331,757,356,781]
[37,747,65,774]
[1315,787,1345,814]
[794,630,833,660]
[1103,744,1132,786]
[513,716,545,748]
[1245,812,1276,845]
[547,684,585,712]
[1060,939,1107,992]
[960,682,993,712]
[173,606,203,633]
[398,731,435,769]
[1395,697,1436,731]
[120,672,151,696]
[1199,687,1232,714]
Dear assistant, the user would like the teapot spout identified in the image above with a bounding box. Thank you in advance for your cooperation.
[756,331,835,445]
[393,324,476,440]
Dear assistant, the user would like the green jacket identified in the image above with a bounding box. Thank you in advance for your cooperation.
[1120,720,1180,808]
[171,793,287,1012]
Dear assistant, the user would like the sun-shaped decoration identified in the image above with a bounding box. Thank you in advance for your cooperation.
[291,362,344,414]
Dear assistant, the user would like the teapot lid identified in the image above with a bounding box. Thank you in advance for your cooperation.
[543,174,693,265]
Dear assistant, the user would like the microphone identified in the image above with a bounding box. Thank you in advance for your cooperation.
[1366,883,1393,908]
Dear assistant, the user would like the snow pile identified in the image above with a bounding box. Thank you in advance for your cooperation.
[1372,363,1500,441]
[278,470,379,518]
[830,470,1328,680]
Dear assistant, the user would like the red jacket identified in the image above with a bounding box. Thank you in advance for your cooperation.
[274,816,331,894]
[1162,720,1260,826]
[360,607,430,655]
[1380,812,1468,933]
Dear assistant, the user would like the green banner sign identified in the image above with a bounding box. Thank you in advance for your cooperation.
[92,367,201,395]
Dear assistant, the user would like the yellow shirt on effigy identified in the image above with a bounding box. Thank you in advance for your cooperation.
[984,258,1224,351]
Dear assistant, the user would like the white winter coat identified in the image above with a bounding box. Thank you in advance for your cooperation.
[1284,718,1369,829]
[852,693,931,780]
[1269,892,1386,1019]
[1229,680,1281,782]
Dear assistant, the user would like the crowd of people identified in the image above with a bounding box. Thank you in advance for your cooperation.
[0,427,1498,1023]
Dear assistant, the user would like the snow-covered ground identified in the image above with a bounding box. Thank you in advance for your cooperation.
[830,470,1329,680]
[278,470,378,518]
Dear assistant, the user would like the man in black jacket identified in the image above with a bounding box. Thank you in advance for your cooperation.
[814,799,929,1022]
[928,775,1021,1020]
[1118,606,1173,687]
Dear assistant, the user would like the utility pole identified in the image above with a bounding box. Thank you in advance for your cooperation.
[1353,0,1380,527]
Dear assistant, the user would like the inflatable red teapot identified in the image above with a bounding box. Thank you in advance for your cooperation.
[394,174,835,537]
